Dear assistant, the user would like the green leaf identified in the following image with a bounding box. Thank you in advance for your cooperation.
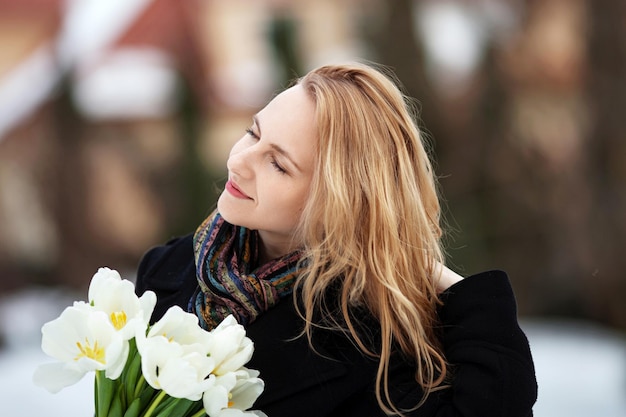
[136,384,158,413]
[95,371,116,417]
[123,340,142,401]
[188,401,205,416]
[108,389,124,417]
[152,395,175,416]
[188,406,207,417]
[122,397,142,417]
[141,390,167,417]
[94,373,99,415]
[154,397,197,417]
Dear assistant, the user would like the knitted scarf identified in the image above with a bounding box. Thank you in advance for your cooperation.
[192,211,303,330]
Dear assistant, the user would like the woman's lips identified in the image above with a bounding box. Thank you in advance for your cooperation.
[225,180,252,199]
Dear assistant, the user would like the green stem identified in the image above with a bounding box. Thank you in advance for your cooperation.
[189,409,207,417]
[141,390,167,417]
[133,374,146,399]
[95,370,114,417]
[94,372,99,416]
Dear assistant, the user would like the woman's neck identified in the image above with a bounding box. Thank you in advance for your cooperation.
[257,231,296,264]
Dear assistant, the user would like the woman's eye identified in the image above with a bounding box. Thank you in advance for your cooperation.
[245,128,259,139]
[244,127,286,174]
[271,159,287,174]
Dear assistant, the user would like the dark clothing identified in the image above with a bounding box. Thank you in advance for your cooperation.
[135,235,537,417]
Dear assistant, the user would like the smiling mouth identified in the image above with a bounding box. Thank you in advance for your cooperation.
[225,180,252,199]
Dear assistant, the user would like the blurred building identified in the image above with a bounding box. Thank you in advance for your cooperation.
[0,0,368,291]
[0,0,625,332]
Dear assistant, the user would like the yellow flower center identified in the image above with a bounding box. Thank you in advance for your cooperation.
[159,332,174,342]
[110,311,127,330]
[75,338,106,363]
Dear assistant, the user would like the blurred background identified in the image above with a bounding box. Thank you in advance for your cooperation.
[0,0,624,415]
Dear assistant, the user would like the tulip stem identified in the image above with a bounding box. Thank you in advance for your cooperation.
[142,390,167,417]
[133,374,146,399]
[95,370,114,417]
[190,409,207,417]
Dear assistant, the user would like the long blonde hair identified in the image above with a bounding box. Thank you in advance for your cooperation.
[295,63,447,414]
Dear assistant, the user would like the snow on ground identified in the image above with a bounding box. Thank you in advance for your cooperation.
[522,319,626,417]
[0,344,94,416]
[0,287,94,416]
[1,288,625,416]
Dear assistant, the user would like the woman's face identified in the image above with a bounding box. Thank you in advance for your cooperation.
[217,84,317,257]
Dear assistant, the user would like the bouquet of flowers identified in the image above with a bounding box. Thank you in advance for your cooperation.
[33,267,266,417]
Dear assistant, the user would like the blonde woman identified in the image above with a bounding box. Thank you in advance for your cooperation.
[136,63,537,416]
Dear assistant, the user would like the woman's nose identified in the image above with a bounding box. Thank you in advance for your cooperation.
[227,141,255,177]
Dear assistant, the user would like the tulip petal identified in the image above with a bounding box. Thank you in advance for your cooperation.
[33,362,86,393]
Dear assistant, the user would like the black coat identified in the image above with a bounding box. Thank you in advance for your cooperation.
[135,235,537,416]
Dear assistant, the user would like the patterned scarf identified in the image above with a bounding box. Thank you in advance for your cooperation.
[192,211,303,330]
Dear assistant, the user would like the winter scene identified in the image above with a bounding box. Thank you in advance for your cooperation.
[1,1,625,416]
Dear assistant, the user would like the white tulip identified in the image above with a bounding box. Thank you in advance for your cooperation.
[137,306,215,400]
[202,369,265,417]
[87,267,156,340]
[207,315,254,376]
[33,303,127,393]
[228,369,265,412]
[32,268,266,417]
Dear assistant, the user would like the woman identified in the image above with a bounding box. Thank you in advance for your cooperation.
[136,63,537,416]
